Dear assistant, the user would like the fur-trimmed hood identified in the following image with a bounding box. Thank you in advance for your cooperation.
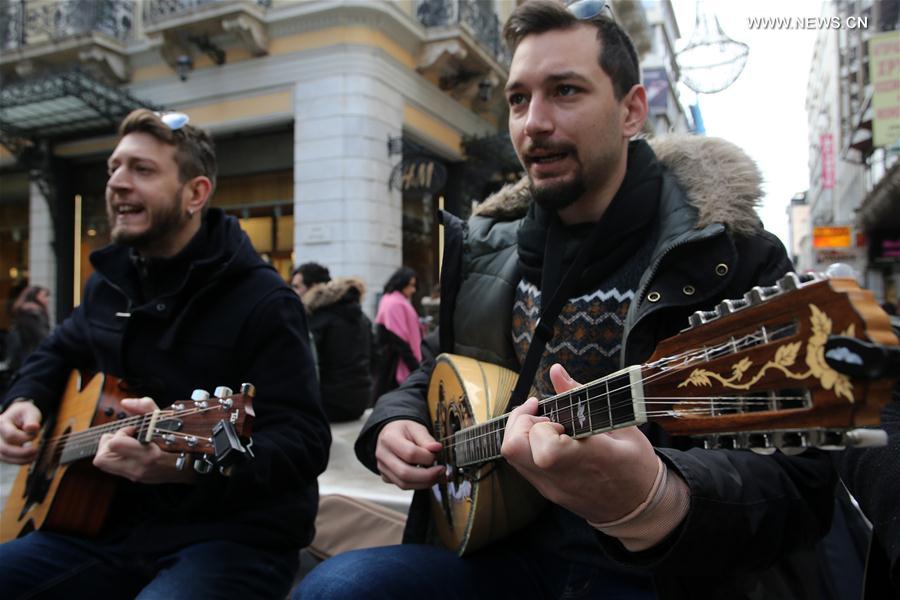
[473,135,764,236]
[302,277,366,313]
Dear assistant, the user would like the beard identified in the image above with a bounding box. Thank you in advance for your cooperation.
[529,175,585,212]
[108,186,188,250]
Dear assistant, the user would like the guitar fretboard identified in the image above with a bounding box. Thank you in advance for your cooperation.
[451,366,646,467]
[57,414,156,464]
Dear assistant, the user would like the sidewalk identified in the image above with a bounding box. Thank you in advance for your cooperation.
[0,410,412,523]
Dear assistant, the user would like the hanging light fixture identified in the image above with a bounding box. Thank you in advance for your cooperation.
[676,0,749,94]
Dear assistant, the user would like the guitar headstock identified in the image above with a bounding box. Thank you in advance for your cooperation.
[642,273,898,451]
[141,383,255,456]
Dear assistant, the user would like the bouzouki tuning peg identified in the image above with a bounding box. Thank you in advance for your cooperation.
[715,301,733,317]
[843,429,888,448]
[240,383,256,397]
[744,287,765,305]
[777,272,802,291]
[214,386,233,399]
[191,389,210,401]
[688,312,705,329]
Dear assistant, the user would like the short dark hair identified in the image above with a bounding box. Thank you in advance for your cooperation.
[503,0,640,100]
[118,109,218,194]
[294,262,331,287]
[383,267,417,294]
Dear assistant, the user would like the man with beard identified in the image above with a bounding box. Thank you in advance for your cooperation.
[0,109,331,599]
[296,1,837,599]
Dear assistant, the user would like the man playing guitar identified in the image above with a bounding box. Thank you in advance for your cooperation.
[0,109,330,599]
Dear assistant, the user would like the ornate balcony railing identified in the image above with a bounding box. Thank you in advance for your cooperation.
[1,0,135,50]
[143,0,271,26]
[415,0,509,65]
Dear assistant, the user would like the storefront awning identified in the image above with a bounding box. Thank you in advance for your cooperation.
[0,69,161,152]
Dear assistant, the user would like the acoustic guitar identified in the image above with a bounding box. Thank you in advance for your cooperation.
[0,371,255,542]
[427,273,899,555]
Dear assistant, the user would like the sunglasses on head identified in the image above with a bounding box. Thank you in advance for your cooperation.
[155,112,190,131]
[567,0,614,20]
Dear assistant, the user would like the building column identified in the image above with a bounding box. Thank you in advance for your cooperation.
[28,182,56,324]
[293,71,403,317]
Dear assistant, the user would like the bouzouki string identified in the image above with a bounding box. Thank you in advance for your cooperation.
[436,320,805,453]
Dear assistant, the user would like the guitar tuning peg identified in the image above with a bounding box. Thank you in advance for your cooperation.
[214,386,234,399]
[240,383,256,397]
[191,389,210,401]
[193,457,214,474]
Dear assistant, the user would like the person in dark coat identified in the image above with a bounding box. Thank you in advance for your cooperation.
[296,262,373,422]
[296,3,838,599]
[5,285,51,375]
[0,109,330,599]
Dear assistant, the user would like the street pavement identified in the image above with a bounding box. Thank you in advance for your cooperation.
[0,409,412,524]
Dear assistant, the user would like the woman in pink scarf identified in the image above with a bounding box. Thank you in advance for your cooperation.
[373,267,422,399]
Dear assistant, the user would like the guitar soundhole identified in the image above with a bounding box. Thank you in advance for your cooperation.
[21,424,65,513]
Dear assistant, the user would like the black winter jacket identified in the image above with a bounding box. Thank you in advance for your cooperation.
[4,209,331,552]
[303,278,373,422]
[356,137,837,599]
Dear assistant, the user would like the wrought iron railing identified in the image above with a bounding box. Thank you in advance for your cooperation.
[0,0,135,49]
[143,0,271,26]
[415,0,509,65]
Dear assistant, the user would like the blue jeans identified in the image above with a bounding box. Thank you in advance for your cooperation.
[294,543,656,600]
[0,531,298,600]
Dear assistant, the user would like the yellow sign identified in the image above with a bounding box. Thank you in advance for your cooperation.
[870,31,900,148]
[813,226,852,248]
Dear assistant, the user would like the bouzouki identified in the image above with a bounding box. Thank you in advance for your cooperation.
[427,273,899,555]
[0,371,255,542]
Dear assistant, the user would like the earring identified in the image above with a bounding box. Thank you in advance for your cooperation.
[187,208,195,218]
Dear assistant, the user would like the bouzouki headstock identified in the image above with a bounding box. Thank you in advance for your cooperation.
[642,272,898,450]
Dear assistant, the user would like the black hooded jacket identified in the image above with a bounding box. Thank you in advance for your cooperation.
[4,209,331,552]
[356,137,838,599]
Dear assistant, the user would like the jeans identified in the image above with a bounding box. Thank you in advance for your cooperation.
[294,543,656,600]
[0,531,299,600]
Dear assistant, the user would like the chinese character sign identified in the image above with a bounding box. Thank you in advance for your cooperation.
[870,31,900,148]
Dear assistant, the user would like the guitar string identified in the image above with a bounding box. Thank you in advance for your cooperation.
[59,428,217,457]
[45,405,233,461]
[49,405,218,446]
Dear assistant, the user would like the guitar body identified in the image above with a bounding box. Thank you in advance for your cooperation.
[427,354,544,556]
[1,371,122,542]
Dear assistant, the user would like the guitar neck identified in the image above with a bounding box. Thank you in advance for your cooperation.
[449,366,646,467]
[55,412,163,464]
